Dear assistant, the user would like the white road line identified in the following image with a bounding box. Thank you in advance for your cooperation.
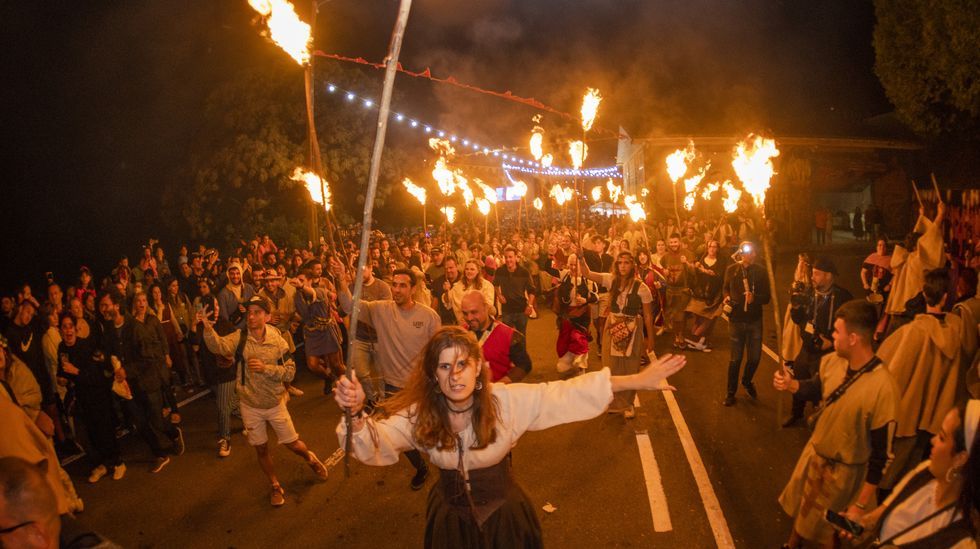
[634,394,642,408]
[662,390,735,549]
[634,431,672,532]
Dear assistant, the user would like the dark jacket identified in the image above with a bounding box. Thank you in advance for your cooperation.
[723,262,771,322]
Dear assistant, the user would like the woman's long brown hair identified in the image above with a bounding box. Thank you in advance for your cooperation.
[377,326,500,451]
[461,259,485,291]
[608,251,638,309]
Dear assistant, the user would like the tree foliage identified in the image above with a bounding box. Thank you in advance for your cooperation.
[873,0,980,137]
[164,63,416,249]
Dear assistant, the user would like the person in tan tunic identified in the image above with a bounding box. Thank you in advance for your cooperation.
[878,268,963,490]
[885,204,945,318]
[773,300,899,548]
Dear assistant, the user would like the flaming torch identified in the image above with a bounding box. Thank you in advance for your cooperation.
[665,141,696,226]
[477,198,491,238]
[292,168,332,211]
[731,133,785,426]
[606,178,623,204]
[533,197,543,210]
[402,177,427,229]
[591,186,602,202]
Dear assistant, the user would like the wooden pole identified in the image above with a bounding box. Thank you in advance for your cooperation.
[343,0,413,477]
[912,180,923,209]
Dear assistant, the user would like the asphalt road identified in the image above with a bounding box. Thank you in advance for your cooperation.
[66,244,872,548]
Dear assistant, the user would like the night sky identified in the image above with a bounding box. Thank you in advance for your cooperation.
[0,0,889,291]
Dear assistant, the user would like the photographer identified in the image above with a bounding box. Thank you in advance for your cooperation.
[721,241,770,407]
[783,258,853,427]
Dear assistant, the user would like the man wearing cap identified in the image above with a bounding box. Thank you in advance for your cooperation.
[783,257,853,426]
[217,260,256,329]
[722,241,771,406]
[198,294,328,506]
[424,247,446,286]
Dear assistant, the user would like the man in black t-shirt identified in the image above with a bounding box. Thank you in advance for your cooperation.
[494,247,536,335]
[430,257,461,325]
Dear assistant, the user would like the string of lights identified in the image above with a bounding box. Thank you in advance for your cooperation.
[324,81,622,177]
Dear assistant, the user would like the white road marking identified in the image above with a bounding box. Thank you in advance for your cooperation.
[662,390,736,548]
[634,394,642,408]
[634,430,672,532]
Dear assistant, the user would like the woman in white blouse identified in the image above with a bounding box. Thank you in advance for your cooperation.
[335,326,685,548]
[840,402,979,548]
[448,259,496,324]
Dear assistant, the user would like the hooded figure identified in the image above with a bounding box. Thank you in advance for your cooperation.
[885,205,945,316]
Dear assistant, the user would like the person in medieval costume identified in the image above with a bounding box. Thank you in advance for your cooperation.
[861,239,894,341]
[952,276,980,398]
[885,204,946,328]
[773,299,899,548]
[543,254,598,375]
[877,268,964,492]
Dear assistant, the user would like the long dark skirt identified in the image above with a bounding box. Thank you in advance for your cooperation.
[424,474,542,549]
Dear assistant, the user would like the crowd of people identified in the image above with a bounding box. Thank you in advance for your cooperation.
[2,197,980,548]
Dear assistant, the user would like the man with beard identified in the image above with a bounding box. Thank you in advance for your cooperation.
[217,261,256,329]
[660,234,694,350]
[335,265,439,491]
[783,258,853,427]
[431,257,462,326]
[460,291,531,383]
[494,247,536,336]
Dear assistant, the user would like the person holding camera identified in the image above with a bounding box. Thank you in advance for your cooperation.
[783,258,853,427]
[721,241,770,407]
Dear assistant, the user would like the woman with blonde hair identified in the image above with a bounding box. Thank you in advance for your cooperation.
[449,258,496,324]
[335,326,685,548]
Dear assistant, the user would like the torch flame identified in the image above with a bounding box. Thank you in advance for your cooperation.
[701,182,720,201]
[247,0,312,66]
[640,188,649,197]
[402,178,426,205]
[511,180,528,199]
[550,185,574,206]
[624,195,647,222]
[475,179,498,204]
[682,162,710,211]
[291,168,331,211]
[529,128,544,161]
[432,157,456,196]
[533,197,543,210]
[721,181,742,213]
[442,206,457,224]
[581,88,602,132]
[428,138,456,158]
[666,140,697,183]
[456,177,474,207]
[476,198,491,216]
[731,134,779,207]
[605,179,623,203]
[568,141,588,170]
[591,186,602,202]
[541,154,554,168]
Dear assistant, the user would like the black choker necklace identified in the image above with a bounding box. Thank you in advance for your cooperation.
[446,401,475,414]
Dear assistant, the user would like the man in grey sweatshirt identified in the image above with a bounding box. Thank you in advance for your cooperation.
[334,263,439,491]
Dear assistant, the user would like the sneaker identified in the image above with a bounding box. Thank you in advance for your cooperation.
[218,439,231,458]
[287,385,304,397]
[410,464,429,491]
[624,406,636,420]
[270,484,285,507]
[172,427,185,456]
[170,412,182,425]
[722,394,736,407]
[743,382,758,400]
[150,456,171,473]
[87,465,108,484]
[112,463,127,480]
[307,451,328,481]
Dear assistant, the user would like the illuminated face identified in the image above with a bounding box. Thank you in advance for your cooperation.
[48,285,63,307]
[811,268,833,291]
[99,295,117,321]
[311,263,323,278]
[929,409,965,480]
[69,298,84,319]
[263,276,279,292]
[707,241,720,256]
[876,239,886,256]
[505,251,518,269]
[228,268,242,285]
[391,274,413,306]
[246,305,268,331]
[668,238,680,252]
[168,279,180,296]
[133,294,149,316]
[461,296,489,331]
[656,241,666,254]
[445,261,459,280]
[59,316,77,345]
[435,346,480,404]
[616,256,634,276]
[464,262,479,281]
[151,285,163,303]
[831,318,851,358]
